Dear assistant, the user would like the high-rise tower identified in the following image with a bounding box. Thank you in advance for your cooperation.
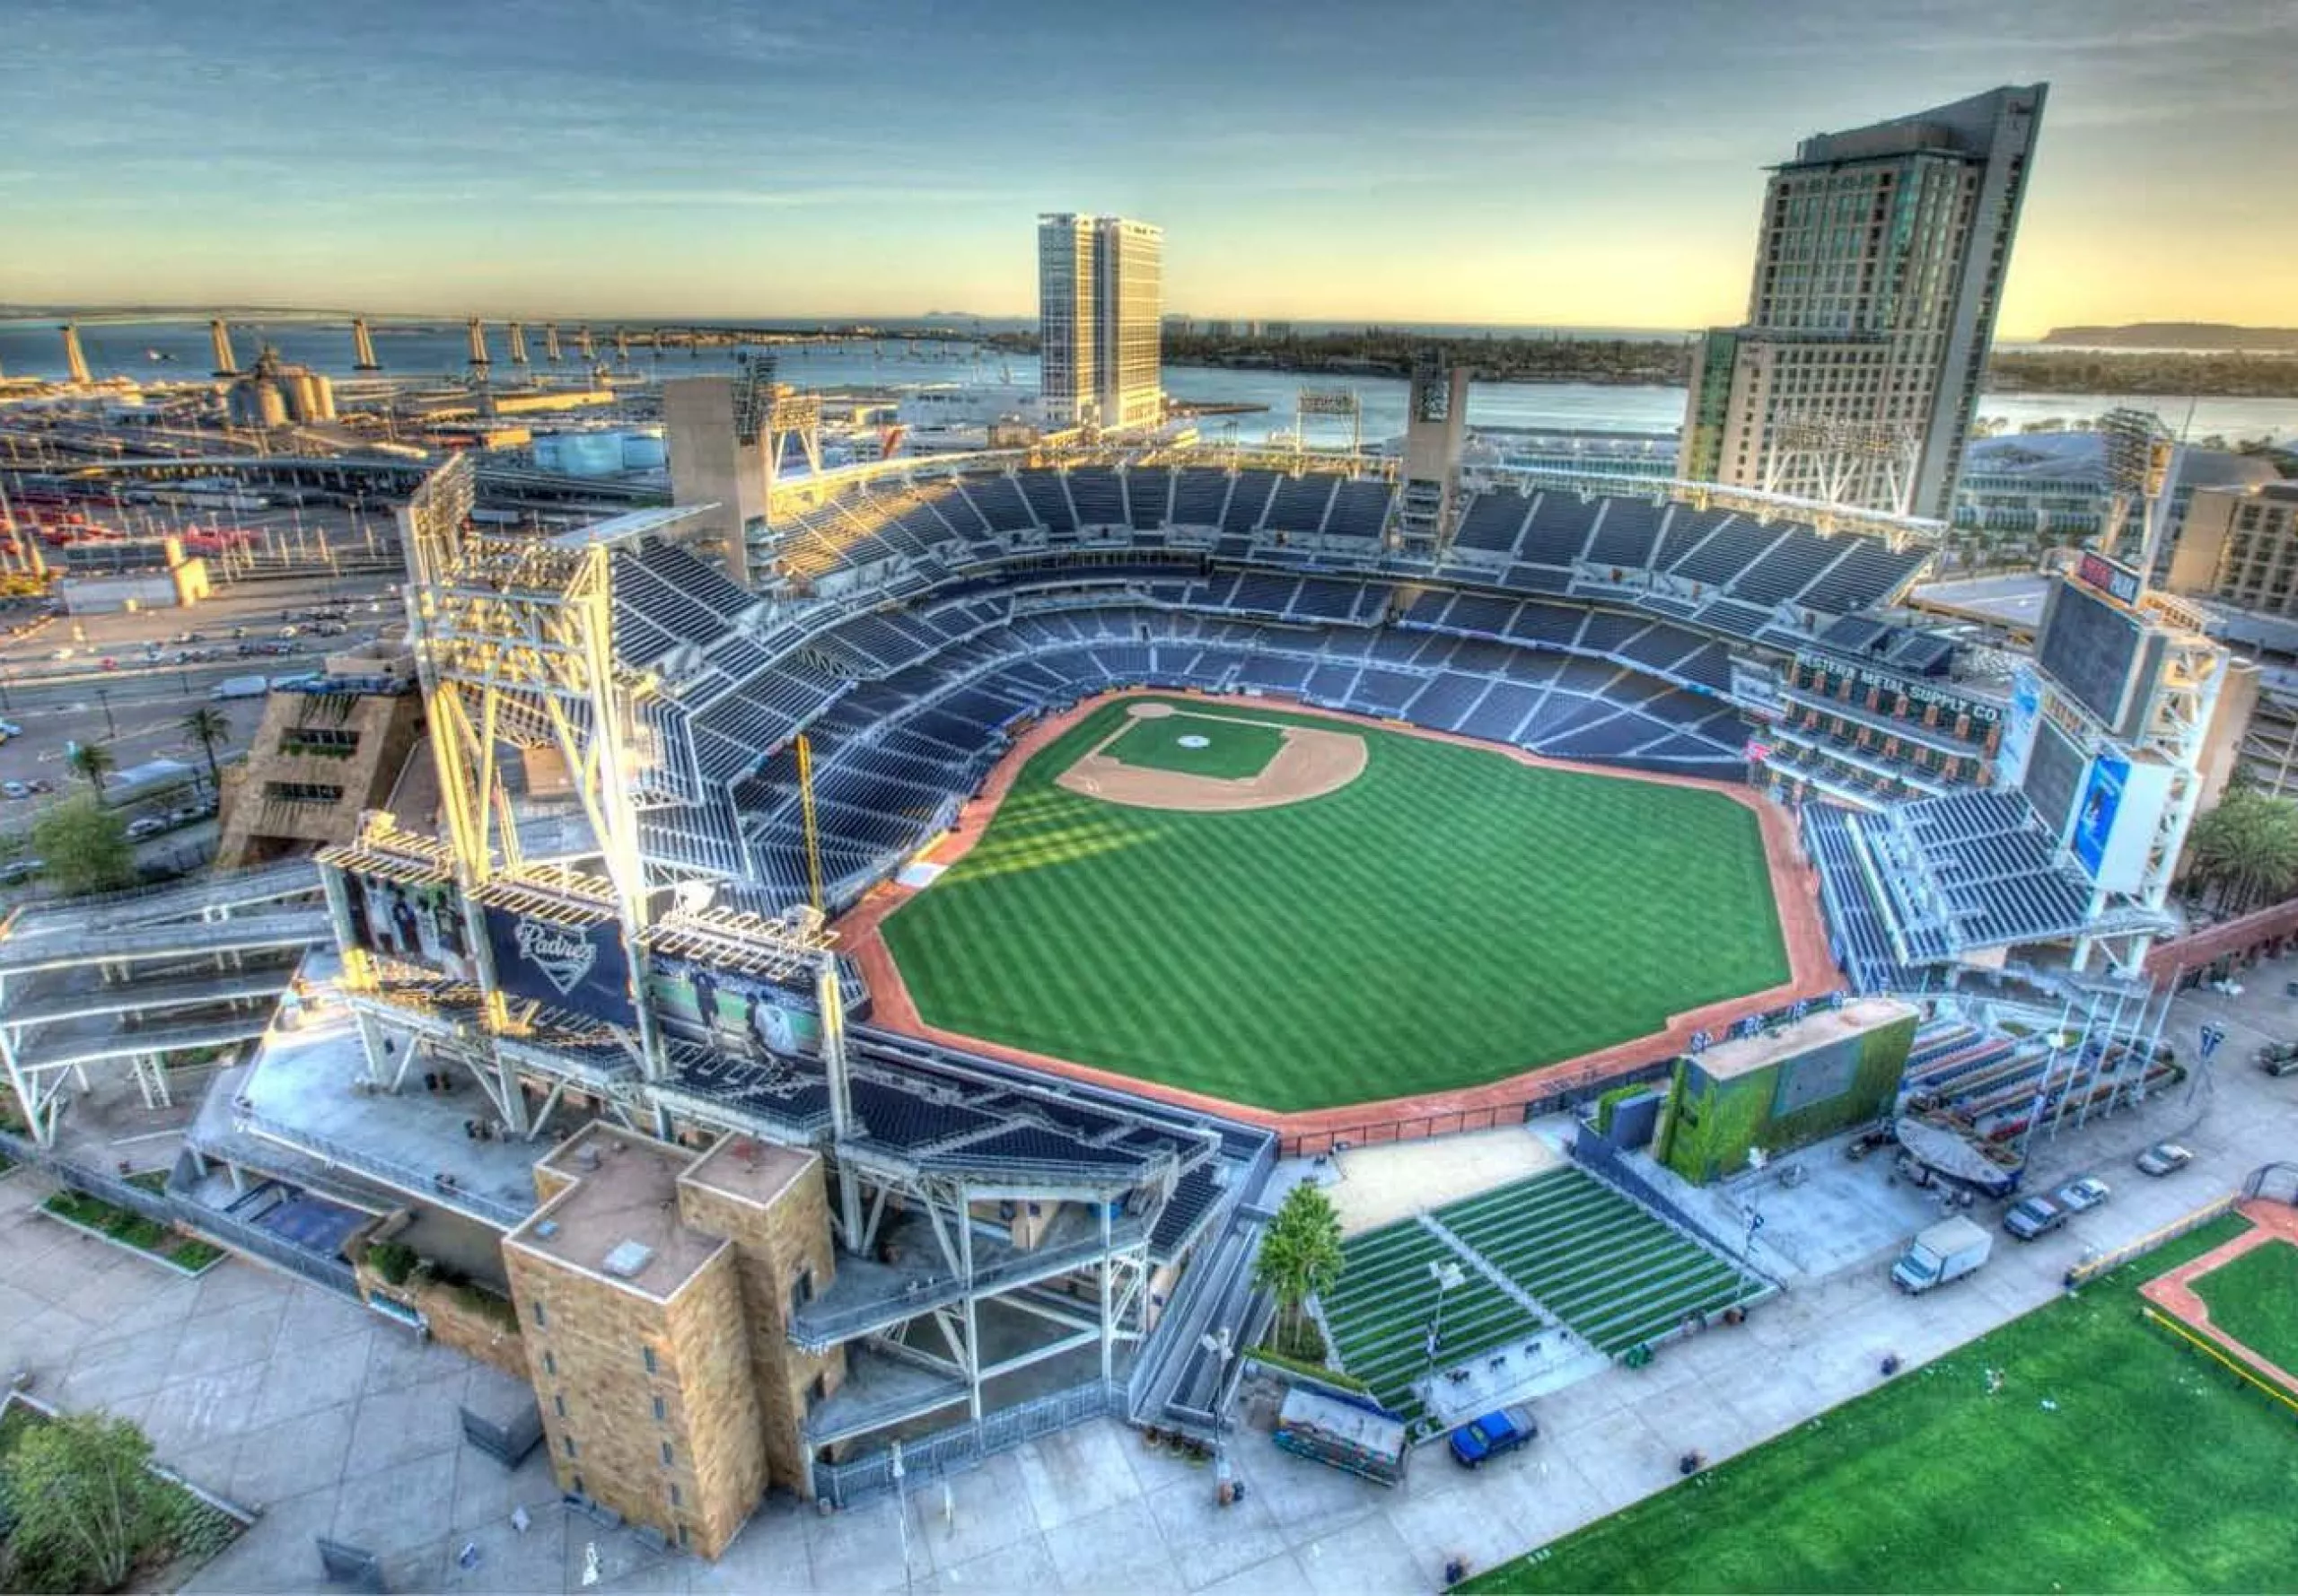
[1679,85,2046,521]
[1037,215,1162,430]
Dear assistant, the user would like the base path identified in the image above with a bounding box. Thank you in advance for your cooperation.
[2140,1198,2298,1398]
[1054,700,1368,812]
[837,687,1842,1152]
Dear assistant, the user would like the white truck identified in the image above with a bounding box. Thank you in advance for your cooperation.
[209,674,269,701]
[1891,1215,1992,1294]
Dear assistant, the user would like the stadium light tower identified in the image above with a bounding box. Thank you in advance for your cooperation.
[1296,386,1362,457]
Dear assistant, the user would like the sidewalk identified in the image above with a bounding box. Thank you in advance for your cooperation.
[2,954,2293,1593]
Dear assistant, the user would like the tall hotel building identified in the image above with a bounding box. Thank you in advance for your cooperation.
[1038,214,1163,430]
[1680,85,2046,522]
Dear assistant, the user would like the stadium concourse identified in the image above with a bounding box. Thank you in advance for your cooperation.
[834,685,1841,1150]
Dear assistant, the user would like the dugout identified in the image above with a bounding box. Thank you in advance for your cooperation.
[1655,997,1919,1184]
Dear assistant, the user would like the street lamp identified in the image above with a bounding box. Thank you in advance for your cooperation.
[1201,1327,1237,1502]
[94,684,116,740]
[1425,1259,1464,1391]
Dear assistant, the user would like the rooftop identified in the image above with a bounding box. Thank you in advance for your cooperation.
[1689,996,1921,1083]
[513,1123,726,1301]
[682,1132,818,1211]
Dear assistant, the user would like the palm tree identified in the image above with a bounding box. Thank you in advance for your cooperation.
[66,741,115,793]
[1254,1181,1346,1358]
[2186,791,2298,914]
[179,706,231,798]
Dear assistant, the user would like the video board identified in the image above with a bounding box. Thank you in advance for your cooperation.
[2034,580,2165,741]
[2022,718,2090,846]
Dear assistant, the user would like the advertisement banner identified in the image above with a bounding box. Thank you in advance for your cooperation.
[346,871,474,982]
[2072,753,2129,880]
[480,906,636,1026]
[2075,551,2144,607]
[649,956,824,1057]
[1994,667,2041,788]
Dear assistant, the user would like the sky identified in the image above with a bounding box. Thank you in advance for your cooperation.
[4,0,2294,335]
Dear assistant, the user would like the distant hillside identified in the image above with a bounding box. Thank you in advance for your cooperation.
[2041,323,2298,353]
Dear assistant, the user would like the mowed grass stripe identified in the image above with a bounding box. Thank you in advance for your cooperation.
[881,697,1788,1110]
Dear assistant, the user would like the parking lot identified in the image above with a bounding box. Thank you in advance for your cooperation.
[0,563,404,859]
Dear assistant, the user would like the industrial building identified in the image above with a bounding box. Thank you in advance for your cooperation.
[225,345,338,427]
[1680,85,2047,521]
[1038,214,1163,430]
[54,534,211,612]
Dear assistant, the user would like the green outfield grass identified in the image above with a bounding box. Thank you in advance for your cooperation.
[1102,711,1285,779]
[2193,1237,2298,1372]
[879,697,1788,1110]
[1466,1215,2298,1594]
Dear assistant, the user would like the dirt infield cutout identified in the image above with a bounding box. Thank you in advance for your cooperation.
[1055,700,1368,811]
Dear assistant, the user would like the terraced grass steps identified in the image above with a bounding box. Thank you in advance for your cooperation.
[1317,1214,1547,1428]
[1431,1170,1769,1355]
[1314,1165,1773,1432]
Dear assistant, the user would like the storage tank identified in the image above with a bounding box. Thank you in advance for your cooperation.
[619,427,667,469]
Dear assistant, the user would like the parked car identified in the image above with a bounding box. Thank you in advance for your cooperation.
[2136,1142,2194,1177]
[2054,1177,2111,1213]
[0,859,42,884]
[2004,1195,2067,1241]
[1,780,29,800]
[0,720,19,737]
[1448,1406,1538,1469]
[127,816,168,840]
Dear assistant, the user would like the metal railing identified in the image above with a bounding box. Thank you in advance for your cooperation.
[792,1218,1150,1348]
[232,1104,531,1227]
[0,1126,360,1295]
[811,1378,1127,1510]
[2063,1193,2239,1288]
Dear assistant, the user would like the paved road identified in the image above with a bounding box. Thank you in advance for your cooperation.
[3,959,2292,1593]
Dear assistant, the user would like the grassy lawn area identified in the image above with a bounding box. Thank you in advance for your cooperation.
[2193,1237,2298,1373]
[882,696,1787,1110]
[42,1190,224,1275]
[1101,711,1285,779]
[1467,1215,2298,1593]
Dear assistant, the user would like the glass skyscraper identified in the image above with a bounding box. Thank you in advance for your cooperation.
[1037,214,1163,430]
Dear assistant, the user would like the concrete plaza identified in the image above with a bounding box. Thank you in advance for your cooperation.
[0,962,2292,1592]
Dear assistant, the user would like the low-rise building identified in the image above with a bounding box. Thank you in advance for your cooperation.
[214,641,426,868]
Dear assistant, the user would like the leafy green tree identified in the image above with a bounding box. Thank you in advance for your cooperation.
[177,706,231,796]
[30,796,135,897]
[0,1410,166,1592]
[66,741,115,793]
[2185,789,2298,915]
[1254,1181,1346,1356]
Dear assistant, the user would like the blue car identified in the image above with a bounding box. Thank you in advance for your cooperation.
[1448,1405,1537,1468]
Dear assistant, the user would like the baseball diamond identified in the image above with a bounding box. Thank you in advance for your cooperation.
[873,694,1793,1111]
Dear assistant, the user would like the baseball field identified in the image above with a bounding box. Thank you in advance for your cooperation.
[876,696,1791,1111]
[1467,1215,2298,1592]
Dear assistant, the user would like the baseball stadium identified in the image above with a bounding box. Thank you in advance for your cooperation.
[698,452,1882,1143]
[15,399,2235,1548]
